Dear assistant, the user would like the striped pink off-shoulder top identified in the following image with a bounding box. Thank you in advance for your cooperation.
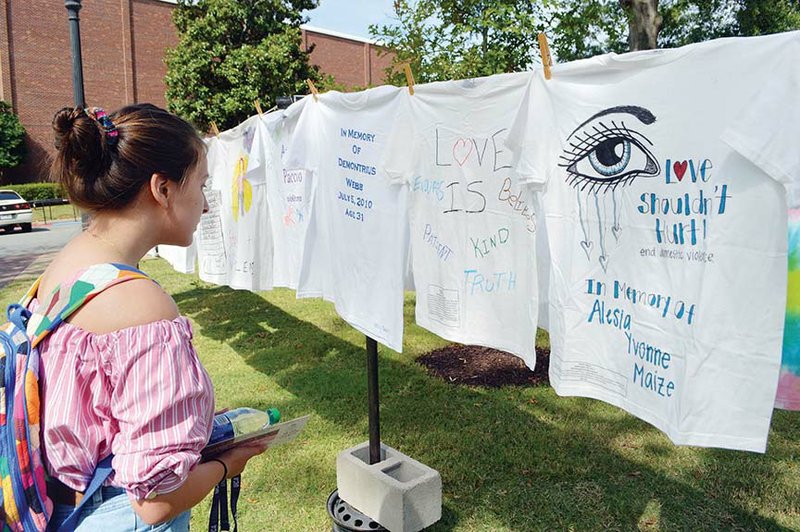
[30,298,215,500]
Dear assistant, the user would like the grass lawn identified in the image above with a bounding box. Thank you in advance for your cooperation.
[3,258,799,531]
[32,203,79,223]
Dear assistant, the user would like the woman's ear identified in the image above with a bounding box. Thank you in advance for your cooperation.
[149,173,173,210]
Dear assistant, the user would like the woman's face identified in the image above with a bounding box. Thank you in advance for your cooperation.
[169,157,209,246]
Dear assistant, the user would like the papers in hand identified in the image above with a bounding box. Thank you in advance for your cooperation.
[201,415,310,459]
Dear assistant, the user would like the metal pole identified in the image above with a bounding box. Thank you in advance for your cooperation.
[64,0,85,108]
[64,0,91,230]
[366,336,381,464]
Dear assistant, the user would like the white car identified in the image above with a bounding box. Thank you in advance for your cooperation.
[0,189,33,233]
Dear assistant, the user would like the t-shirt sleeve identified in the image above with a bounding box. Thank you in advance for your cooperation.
[208,137,235,193]
[504,74,551,186]
[721,37,800,207]
[108,319,214,500]
[284,99,321,173]
[243,117,268,184]
[257,117,278,173]
[381,95,419,185]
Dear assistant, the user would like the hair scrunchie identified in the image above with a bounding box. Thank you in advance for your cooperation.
[85,107,119,146]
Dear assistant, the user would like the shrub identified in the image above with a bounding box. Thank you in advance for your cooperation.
[1,183,65,200]
[0,101,26,182]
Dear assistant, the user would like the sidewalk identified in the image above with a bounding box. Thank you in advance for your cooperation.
[1,221,81,289]
[32,219,81,229]
[0,251,59,289]
[18,250,59,280]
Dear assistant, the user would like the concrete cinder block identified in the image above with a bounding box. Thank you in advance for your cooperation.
[336,441,442,532]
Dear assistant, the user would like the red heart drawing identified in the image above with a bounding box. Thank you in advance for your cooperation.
[673,160,688,181]
[452,138,473,166]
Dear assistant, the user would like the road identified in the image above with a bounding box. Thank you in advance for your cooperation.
[0,221,81,288]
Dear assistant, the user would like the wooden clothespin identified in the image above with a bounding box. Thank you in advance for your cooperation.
[404,64,415,96]
[210,121,220,136]
[306,79,319,102]
[538,33,553,80]
[254,99,264,115]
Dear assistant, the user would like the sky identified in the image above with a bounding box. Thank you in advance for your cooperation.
[303,0,397,40]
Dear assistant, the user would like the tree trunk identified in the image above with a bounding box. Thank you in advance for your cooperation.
[620,0,662,51]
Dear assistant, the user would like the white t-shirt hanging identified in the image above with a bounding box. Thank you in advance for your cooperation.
[508,31,800,452]
[718,34,800,411]
[197,137,229,286]
[265,98,317,290]
[211,114,274,291]
[284,99,333,300]
[158,240,197,274]
[286,86,410,352]
[383,72,538,367]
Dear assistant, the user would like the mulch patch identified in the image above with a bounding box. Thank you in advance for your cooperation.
[417,344,550,388]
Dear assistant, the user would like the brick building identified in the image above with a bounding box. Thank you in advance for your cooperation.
[301,25,392,89]
[0,0,393,184]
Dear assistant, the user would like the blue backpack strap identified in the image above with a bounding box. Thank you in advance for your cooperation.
[56,454,114,532]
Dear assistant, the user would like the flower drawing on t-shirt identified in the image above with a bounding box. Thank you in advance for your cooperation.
[232,153,253,222]
[232,126,256,222]
[559,105,660,271]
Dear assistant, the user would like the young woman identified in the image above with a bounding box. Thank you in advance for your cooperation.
[37,104,265,530]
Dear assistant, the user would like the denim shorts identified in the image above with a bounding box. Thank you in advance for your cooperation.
[46,486,191,531]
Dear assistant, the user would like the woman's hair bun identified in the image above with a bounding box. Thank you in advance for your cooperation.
[50,103,204,212]
[52,107,85,150]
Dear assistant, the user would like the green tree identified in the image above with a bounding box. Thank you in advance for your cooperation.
[660,0,799,46]
[371,0,547,85]
[558,0,800,60]
[733,0,800,35]
[555,0,799,60]
[165,0,324,132]
[377,0,800,76]
[0,101,26,184]
[552,0,728,60]
[550,0,629,61]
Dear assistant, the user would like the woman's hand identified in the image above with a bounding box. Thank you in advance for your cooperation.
[215,439,270,479]
[131,439,270,525]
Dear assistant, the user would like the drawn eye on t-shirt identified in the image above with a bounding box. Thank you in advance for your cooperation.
[559,105,660,271]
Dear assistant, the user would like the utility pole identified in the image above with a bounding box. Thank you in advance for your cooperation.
[65,0,90,229]
[64,1,86,108]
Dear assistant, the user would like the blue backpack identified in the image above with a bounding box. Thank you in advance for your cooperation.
[0,263,150,531]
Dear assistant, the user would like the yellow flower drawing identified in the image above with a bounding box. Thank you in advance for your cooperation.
[232,153,253,222]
